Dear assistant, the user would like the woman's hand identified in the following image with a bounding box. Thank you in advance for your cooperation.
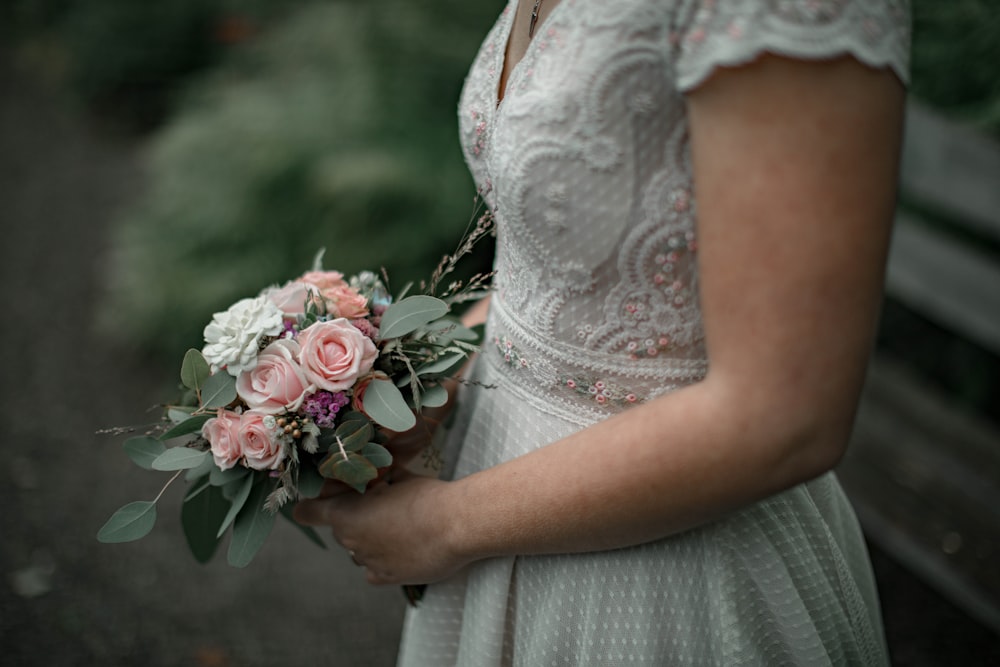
[293,473,469,586]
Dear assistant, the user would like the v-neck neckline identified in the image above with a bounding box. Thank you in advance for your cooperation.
[494,0,568,109]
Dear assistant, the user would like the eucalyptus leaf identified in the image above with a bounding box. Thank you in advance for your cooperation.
[167,407,196,423]
[210,464,249,487]
[318,451,377,493]
[362,379,417,431]
[422,318,478,341]
[185,453,216,482]
[379,295,449,339]
[180,348,211,392]
[333,420,374,453]
[279,504,326,549]
[420,383,450,409]
[416,352,467,377]
[202,372,237,409]
[182,483,230,563]
[361,442,393,469]
[185,476,212,501]
[151,448,209,471]
[159,414,211,441]
[216,474,254,538]
[97,501,157,543]
[220,476,247,501]
[123,436,166,470]
[297,463,325,499]
[227,481,278,567]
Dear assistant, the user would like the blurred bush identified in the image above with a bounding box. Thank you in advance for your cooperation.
[4,0,288,127]
[98,1,501,359]
[911,0,1000,137]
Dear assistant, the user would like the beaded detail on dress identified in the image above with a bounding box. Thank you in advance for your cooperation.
[457,0,908,422]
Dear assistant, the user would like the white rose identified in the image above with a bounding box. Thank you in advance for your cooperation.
[202,295,285,376]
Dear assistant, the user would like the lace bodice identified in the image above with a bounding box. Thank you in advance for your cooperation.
[458,0,909,423]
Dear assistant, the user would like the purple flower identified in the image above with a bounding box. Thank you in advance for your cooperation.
[302,390,350,428]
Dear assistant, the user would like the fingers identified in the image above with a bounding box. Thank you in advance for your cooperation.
[317,479,355,499]
[292,496,336,526]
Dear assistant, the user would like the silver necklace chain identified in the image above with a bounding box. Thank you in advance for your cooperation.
[529,0,543,37]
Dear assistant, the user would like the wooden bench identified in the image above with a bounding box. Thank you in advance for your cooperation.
[837,100,1000,633]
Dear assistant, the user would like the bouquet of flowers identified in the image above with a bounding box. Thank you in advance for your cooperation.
[98,214,492,568]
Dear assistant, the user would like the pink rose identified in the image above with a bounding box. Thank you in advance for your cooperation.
[202,409,243,470]
[263,281,310,316]
[238,411,286,471]
[323,283,369,319]
[351,371,388,413]
[299,270,368,318]
[297,318,378,392]
[236,339,312,415]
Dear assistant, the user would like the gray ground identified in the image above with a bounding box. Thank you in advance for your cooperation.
[1,64,997,666]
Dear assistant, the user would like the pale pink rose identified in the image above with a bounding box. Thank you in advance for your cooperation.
[299,270,348,291]
[238,411,286,471]
[323,283,369,319]
[202,409,243,471]
[299,270,368,318]
[297,318,378,392]
[236,339,312,414]
[262,281,310,316]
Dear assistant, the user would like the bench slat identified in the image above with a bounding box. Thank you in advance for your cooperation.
[886,213,1000,356]
[901,101,1000,243]
[839,357,1000,634]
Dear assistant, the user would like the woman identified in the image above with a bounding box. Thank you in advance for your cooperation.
[296,0,910,664]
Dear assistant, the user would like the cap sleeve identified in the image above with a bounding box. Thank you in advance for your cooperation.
[672,0,911,92]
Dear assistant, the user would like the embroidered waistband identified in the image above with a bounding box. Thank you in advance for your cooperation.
[484,298,708,423]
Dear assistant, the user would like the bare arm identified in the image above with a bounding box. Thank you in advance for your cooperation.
[295,54,905,584]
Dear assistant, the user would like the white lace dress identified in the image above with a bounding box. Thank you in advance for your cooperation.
[398,1,910,665]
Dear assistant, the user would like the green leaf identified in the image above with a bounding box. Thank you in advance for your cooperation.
[152,448,209,471]
[159,414,211,441]
[180,349,211,392]
[216,474,254,538]
[97,501,157,543]
[361,442,393,469]
[362,379,417,431]
[334,419,374,453]
[279,504,326,549]
[379,295,449,339]
[416,352,467,376]
[420,383,449,409]
[123,436,166,470]
[422,318,478,341]
[318,450,377,493]
[297,462,325,499]
[227,481,278,567]
[185,452,216,482]
[167,407,196,423]
[181,483,230,563]
[210,464,249,487]
[202,372,237,409]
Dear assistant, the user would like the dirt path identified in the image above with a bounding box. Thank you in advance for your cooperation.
[0,64,404,666]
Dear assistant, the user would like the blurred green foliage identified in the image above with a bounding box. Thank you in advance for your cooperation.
[3,0,306,127]
[910,0,1000,136]
[98,1,502,359]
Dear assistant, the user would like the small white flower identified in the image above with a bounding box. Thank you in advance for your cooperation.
[202,295,285,377]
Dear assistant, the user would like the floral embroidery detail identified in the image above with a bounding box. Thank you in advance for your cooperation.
[494,335,529,369]
[561,376,642,407]
[626,336,672,360]
[651,228,697,309]
[469,110,488,157]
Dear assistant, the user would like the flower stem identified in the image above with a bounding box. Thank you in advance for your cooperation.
[153,469,185,504]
